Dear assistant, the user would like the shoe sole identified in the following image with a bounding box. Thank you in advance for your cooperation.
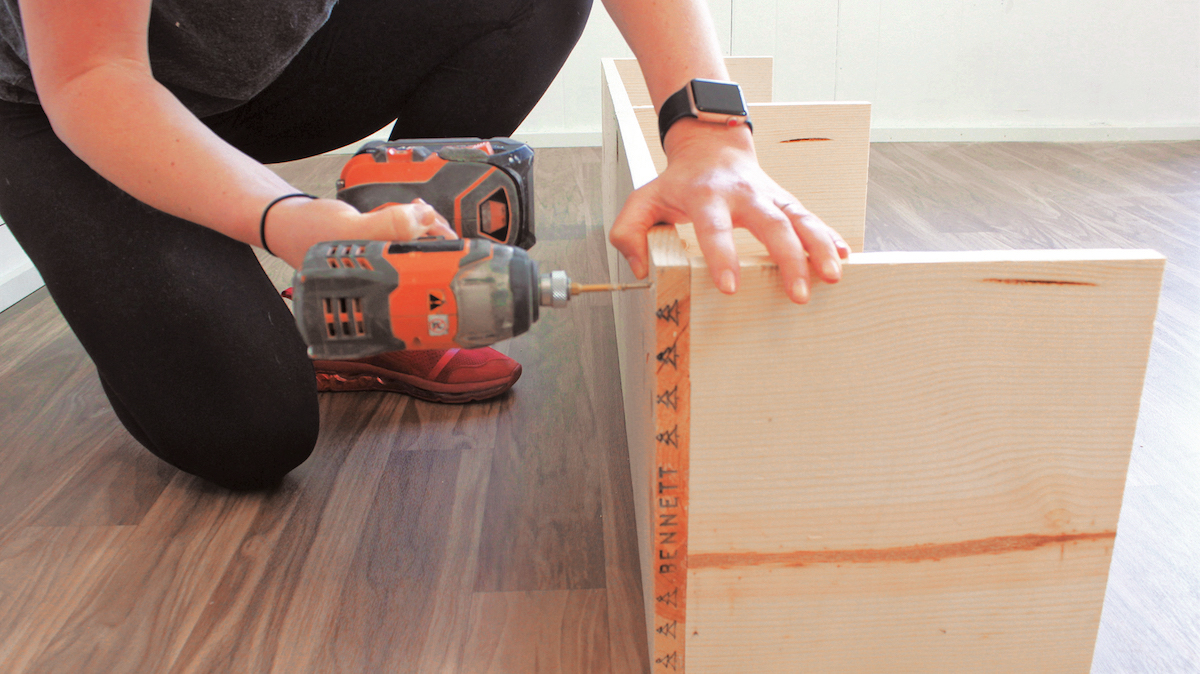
[314,361,521,404]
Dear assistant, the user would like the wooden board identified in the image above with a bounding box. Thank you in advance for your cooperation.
[683,250,1162,672]
[601,57,1167,673]
[688,538,1115,672]
[601,58,661,658]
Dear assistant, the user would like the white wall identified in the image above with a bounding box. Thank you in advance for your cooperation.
[0,224,43,312]
[514,0,1200,144]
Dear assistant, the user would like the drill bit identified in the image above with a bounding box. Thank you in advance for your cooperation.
[539,270,651,308]
[570,281,653,295]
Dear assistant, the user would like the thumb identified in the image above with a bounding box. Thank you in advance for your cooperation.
[610,183,668,279]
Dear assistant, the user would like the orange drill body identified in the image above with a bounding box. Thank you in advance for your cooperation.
[294,239,541,359]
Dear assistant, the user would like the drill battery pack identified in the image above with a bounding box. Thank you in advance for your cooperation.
[336,138,535,250]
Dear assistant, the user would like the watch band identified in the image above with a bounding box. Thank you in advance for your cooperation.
[657,80,753,148]
[657,85,697,147]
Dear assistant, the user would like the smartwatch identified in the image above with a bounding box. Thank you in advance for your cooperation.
[657,79,753,147]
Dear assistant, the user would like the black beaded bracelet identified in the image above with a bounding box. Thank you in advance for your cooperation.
[260,192,316,256]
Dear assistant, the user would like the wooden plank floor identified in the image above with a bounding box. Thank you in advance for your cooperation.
[1,142,1197,673]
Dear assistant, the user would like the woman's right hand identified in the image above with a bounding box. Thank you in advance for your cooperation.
[264,197,458,270]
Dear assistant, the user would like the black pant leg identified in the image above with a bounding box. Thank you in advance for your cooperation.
[0,0,590,489]
[0,102,319,491]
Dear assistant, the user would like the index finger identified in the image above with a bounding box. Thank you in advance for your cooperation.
[690,200,741,294]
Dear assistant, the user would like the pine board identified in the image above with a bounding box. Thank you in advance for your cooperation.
[602,56,1167,673]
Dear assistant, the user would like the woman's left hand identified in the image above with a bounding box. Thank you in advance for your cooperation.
[608,119,850,304]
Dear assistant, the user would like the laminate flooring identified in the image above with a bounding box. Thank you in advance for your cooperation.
[0,142,1197,673]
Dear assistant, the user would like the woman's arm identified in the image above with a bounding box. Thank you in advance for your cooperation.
[20,0,453,270]
[601,0,848,304]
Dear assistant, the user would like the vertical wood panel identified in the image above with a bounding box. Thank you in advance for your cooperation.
[688,539,1116,673]
[647,227,691,673]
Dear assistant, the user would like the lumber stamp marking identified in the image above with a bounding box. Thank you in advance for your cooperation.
[649,225,691,671]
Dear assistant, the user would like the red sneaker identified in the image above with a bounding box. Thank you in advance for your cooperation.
[281,288,520,402]
[312,347,522,403]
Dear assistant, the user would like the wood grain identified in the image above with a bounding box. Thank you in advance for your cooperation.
[25,473,264,673]
[863,141,1200,674]
[601,60,666,664]
[687,537,1116,673]
[0,526,136,673]
[313,447,463,673]
[472,238,609,594]
[687,251,1163,554]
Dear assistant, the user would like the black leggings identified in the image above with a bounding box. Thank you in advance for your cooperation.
[0,0,591,490]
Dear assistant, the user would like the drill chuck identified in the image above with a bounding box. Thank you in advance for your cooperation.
[539,270,571,308]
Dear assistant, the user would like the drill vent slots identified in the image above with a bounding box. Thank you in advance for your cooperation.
[326,243,373,270]
[322,296,367,339]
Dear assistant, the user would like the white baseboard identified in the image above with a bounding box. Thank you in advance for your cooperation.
[0,263,43,312]
[0,225,44,313]
[510,131,603,148]
[870,126,1200,143]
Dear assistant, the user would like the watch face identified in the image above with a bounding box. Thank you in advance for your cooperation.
[689,79,747,116]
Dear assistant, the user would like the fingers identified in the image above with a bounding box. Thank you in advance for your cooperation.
[403,198,456,239]
[610,161,850,304]
[690,202,741,294]
[773,198,844,286]
[367,199,455,241]
[609,185,662,279]
[744,199,811,303]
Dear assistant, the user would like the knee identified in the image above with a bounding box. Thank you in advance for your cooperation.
[188,415,320,491]
[132,392,321,491]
